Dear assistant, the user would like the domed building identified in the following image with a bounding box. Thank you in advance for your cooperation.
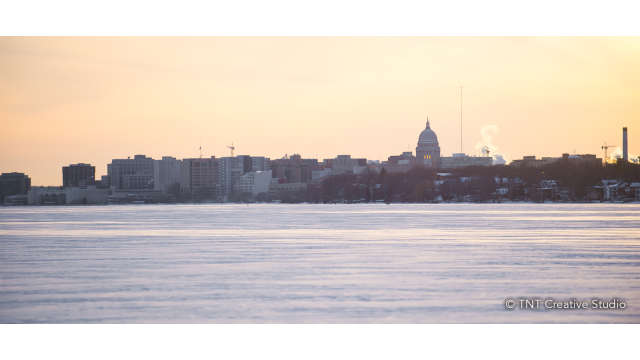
[415,118,440,168]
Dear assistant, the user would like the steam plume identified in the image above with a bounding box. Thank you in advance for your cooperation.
[475,125,507,165]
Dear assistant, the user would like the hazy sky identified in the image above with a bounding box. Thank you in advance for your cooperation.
[1,37,639,185]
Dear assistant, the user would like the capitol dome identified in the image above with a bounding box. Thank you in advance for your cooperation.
[415,117,441,168]
[418,119,439,145]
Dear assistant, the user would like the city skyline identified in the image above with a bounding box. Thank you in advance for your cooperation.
[2,37,639,185]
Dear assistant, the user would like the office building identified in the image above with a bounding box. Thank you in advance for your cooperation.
[1,172,31,203]
[330,155,367,175]
[65,186,109,204]
[440,153,493,169]
[62,163,95,187]
[154,156,182,193]
[182,157,219,198]
[251,156,271,172]
[234,170,272,195]
[271,154,324,184]
[107,155,155,190]
[27,186,66,205]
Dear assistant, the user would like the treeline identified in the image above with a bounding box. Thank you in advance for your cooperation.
[298,161,640,203]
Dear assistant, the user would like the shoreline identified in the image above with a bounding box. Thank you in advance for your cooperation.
[3,200,640,207]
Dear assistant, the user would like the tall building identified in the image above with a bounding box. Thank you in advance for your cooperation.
[182,157,219,198]
[251,156,270,172]
[270,154,316,183]
[330,155,367,175]
[0,172,31,203]
[415,118,440,168]
[62,163,95,187]
[107,155,155,190]
[236,155,253,173]
[623,127,628,162]
[154,156,182,193]
[216,157,235,198]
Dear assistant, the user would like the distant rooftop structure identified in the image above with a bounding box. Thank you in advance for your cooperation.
[440,153,492,169]
[510,153,602,168]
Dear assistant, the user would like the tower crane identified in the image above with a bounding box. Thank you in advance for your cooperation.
[601,142,615,164]
[227,143,235,157]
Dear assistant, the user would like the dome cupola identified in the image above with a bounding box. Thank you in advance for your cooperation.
[418,117,439,145]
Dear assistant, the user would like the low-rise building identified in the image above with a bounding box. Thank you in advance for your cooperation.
[65,186,110,204]
[269,181,307,194]
[383,152,415,173]
[234,170,272,195]
[97,175,111,188]
[440,153,493,169]
[3,194,28,205]
[630,183,640,201]
[510,154,601,168]
[560,153,602,167]
[510,155,559,168]
[28,186,66,205]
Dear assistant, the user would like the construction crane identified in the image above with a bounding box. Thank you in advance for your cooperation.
[227,142,235,157]
[601,142,615,164]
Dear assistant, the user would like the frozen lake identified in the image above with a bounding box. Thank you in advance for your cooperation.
[1,203,639,323]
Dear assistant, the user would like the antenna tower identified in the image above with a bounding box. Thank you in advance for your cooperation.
[460,85,463,154]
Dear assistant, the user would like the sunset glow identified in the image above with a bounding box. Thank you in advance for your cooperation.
[1,37,639,185]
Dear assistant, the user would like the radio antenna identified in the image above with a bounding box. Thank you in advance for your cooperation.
[460,85,463,154]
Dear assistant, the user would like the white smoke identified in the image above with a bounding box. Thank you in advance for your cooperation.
[609,147,622,162]
[608,147,639,164]
[493,154,507,165]
[475,124,507,165]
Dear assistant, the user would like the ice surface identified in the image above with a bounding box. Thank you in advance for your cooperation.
[1,203,639,323]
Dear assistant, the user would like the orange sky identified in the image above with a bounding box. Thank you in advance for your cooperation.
[1,37,639,185]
